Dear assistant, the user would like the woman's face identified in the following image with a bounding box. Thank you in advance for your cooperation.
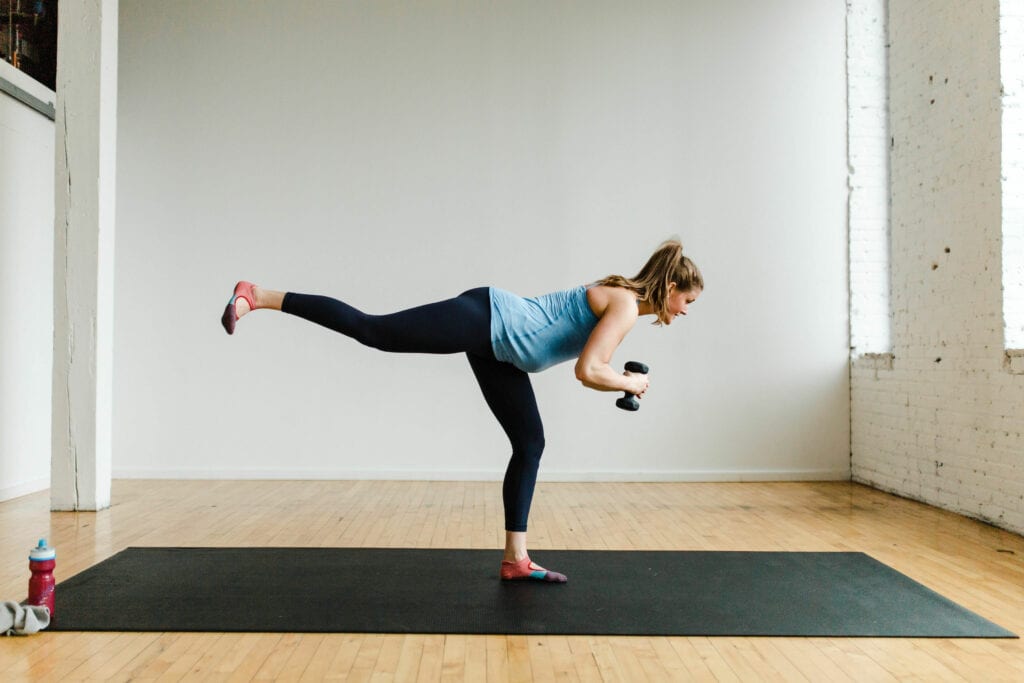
[666,285,700,323]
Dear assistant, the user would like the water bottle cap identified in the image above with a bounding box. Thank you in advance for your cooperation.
[29,538,55,561]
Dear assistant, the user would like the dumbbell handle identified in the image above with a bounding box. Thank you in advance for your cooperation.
[615,361,650,411]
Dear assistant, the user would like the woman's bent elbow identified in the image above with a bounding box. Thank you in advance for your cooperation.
[574,361,590,384]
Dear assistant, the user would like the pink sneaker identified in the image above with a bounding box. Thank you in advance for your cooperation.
[221,281,256,335]
[500,557,567,583]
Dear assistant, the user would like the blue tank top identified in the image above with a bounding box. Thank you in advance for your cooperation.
[489,285,600,373]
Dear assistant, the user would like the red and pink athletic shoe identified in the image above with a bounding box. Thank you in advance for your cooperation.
[221,281,256,335]
[500,556,567,583]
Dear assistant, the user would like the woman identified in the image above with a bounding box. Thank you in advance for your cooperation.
[222,239,702,582]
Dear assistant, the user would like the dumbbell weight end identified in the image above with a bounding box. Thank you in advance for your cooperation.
[615,361,650,411]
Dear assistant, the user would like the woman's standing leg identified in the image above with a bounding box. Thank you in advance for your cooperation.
[467,353,567,582]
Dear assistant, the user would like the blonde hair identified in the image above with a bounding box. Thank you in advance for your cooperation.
[596,239,704,325]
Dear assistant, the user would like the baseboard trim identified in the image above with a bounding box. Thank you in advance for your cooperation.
[113,468,851,482]
[0,477,49,503]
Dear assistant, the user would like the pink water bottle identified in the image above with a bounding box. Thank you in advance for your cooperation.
[27,538,56,618]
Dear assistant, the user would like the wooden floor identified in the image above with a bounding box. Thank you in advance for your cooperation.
[0,480,1022,681]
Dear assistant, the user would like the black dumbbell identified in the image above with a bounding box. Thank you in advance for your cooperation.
[615,361,650,411]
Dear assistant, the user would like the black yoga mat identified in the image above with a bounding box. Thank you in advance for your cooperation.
[51,548,1015,637]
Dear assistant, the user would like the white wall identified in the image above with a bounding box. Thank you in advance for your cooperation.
[0,64,54,501]
[114,0,850,481]
[852,0,1024,535]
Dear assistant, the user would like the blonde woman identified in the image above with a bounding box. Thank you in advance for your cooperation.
[222,240,702,583]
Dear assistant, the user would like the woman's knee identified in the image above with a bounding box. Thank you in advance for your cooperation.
[356,314,396,351]
[514,434,545,465]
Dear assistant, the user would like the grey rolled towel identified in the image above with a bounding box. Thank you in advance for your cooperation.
[2,601,50,635]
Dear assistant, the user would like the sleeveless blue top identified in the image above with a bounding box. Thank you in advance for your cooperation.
[489,286,600,373]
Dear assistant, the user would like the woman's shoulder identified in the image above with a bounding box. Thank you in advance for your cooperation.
[585,284,638,319]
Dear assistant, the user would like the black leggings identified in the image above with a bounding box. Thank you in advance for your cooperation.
[281,287,543,532]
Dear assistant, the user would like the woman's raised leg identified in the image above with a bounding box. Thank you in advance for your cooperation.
[222,282,492,357]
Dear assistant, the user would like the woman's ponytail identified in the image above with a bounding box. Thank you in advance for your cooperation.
[596,239,703,325]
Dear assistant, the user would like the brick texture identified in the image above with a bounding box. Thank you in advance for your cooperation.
[850,0,1024,535]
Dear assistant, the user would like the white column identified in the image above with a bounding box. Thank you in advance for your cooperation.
[51,0,118,511]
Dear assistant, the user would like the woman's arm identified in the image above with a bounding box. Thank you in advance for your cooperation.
[574,289,649,395]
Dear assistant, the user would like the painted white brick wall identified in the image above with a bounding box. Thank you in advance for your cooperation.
[851,0,1024,535]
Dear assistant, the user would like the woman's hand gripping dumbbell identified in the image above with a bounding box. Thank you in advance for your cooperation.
[616,361,650,411]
